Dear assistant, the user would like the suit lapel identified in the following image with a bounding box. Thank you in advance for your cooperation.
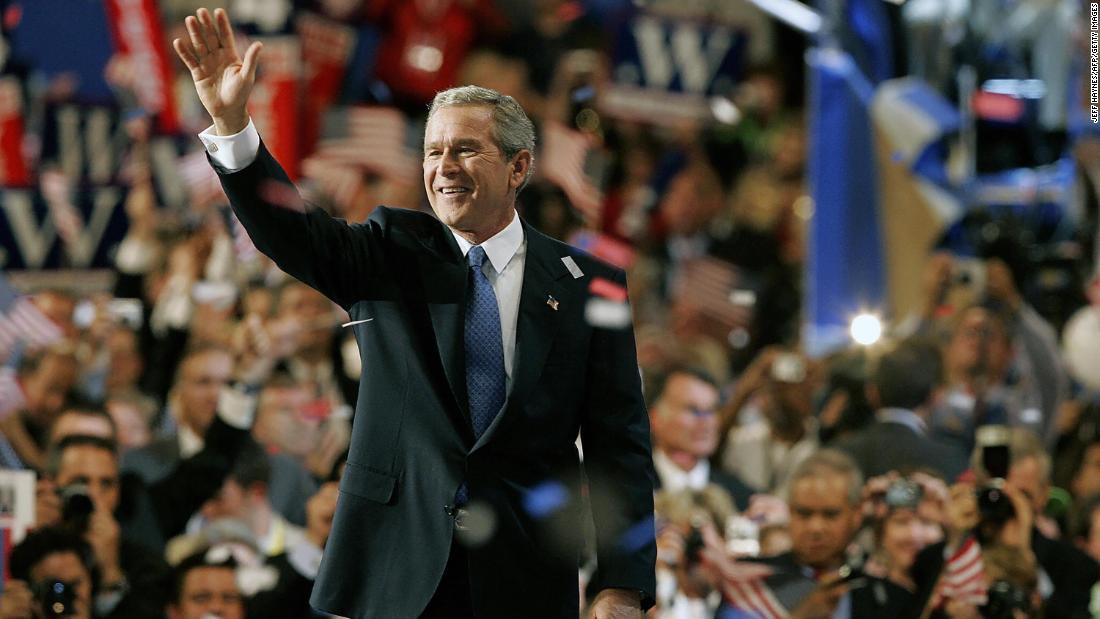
[414,225,470,424]
[472,223,573,453]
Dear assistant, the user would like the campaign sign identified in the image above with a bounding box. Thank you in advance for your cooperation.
[603,5,748,124]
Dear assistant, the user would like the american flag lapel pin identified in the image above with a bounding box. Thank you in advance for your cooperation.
[546,295,559,311]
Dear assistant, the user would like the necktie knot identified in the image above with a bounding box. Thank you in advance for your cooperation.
[467,245,488,270]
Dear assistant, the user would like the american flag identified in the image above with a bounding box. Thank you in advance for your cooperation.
[540,121,603,226]
[710,558,804,619]
[0,274,63,363]
[0,366,24,420]
[937,535,988,606]
[672,256,754,330]
[300,106,420,213]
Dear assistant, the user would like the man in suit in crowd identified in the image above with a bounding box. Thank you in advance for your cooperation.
[833,339,969,483]
[707,449,913,618]
[649,366,755,510]
[174,8,656,618]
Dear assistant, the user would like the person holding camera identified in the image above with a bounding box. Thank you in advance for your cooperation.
[703,450,914,619]
[860,472,948,592]
[34,435,172,619]
[718,347,821,499]
[0,528,95,619]
[911,427,1100,619]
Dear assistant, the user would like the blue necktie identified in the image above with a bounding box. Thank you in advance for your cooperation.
[456,245,505,505]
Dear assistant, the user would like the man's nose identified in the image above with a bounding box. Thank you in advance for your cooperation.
[436,151,460,176]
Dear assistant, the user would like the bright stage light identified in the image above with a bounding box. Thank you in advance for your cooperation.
[850,313,883,346]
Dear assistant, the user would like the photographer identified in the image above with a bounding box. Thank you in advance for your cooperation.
[37,435,171,619]
[0,528,95,619]
[911,428,1100,619]
[652,485,737,617]
[705,450,914,618]
[861,472,948,592]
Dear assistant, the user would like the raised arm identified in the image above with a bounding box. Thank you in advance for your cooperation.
[174,8,385,309]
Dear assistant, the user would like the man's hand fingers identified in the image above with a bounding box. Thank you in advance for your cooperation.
[173,38,201,73]
[196,9,221,55]
[185,15,208,57]
[241,41,263,83]
[214,8,238,57]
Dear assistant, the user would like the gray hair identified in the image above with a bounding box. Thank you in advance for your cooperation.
[427,85,536,190]
[787,449,864,507]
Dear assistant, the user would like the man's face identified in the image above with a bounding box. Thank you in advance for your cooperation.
[1072,444,1100,499]
[50,412,115,447]
[55,445,120,513]
[106,400,151,451]
[788,474,861,569]
[175,350,233,434]
[255,385,319,457]
[106,329,143,391]
[651,374,720,460]
[22,354,78,427]
[277,284,333,352]
[200,478,250,523]
[29,551,93,619]
[169,566,244,619]
[422,104,527,237]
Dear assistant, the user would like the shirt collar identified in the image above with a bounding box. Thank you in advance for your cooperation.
[449,209,524,274]
[653,449,710,492]
[178,423,204,459]
[877,407,928,435]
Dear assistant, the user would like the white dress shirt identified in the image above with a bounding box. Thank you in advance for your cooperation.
[653,449,710,492]
[199,120,527,393]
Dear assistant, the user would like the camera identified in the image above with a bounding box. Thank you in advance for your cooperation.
[883,479,923,510]
[31,579,77,617]
[59,483,94,534]
[682,524,705,568]
[975,426,1015,544]
[982,579,1031,618]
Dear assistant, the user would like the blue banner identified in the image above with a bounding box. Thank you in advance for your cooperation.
[805,48,885,356]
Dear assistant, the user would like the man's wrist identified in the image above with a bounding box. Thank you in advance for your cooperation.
[213,112,249,136]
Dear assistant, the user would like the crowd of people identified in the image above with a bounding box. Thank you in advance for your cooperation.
[1,0,1099,617]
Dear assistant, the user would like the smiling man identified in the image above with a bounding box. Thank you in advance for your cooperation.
[173,8,656,618]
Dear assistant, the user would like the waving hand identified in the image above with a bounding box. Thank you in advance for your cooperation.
[172,8,262,135]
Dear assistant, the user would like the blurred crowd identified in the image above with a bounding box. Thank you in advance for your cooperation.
[2,0,1100,618]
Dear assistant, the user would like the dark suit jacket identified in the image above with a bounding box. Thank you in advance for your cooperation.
[832,419,970,482]
[118,417,251,549]
[216,144,657,618]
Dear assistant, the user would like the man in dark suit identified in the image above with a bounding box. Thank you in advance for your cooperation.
[833,339,969,482]
[707,449,913,618]
[648,366,755,510]
[173,8,656,618]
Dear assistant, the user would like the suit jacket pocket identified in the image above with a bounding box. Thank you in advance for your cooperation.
[340,462,398,504]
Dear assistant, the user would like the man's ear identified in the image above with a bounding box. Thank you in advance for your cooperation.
[509,150,532,190]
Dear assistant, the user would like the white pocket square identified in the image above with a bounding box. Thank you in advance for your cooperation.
[341,318,375,328]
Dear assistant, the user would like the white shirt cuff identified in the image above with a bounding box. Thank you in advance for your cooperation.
[287,539,323,580]
[198,118,261,172]
[216,385,257,430]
